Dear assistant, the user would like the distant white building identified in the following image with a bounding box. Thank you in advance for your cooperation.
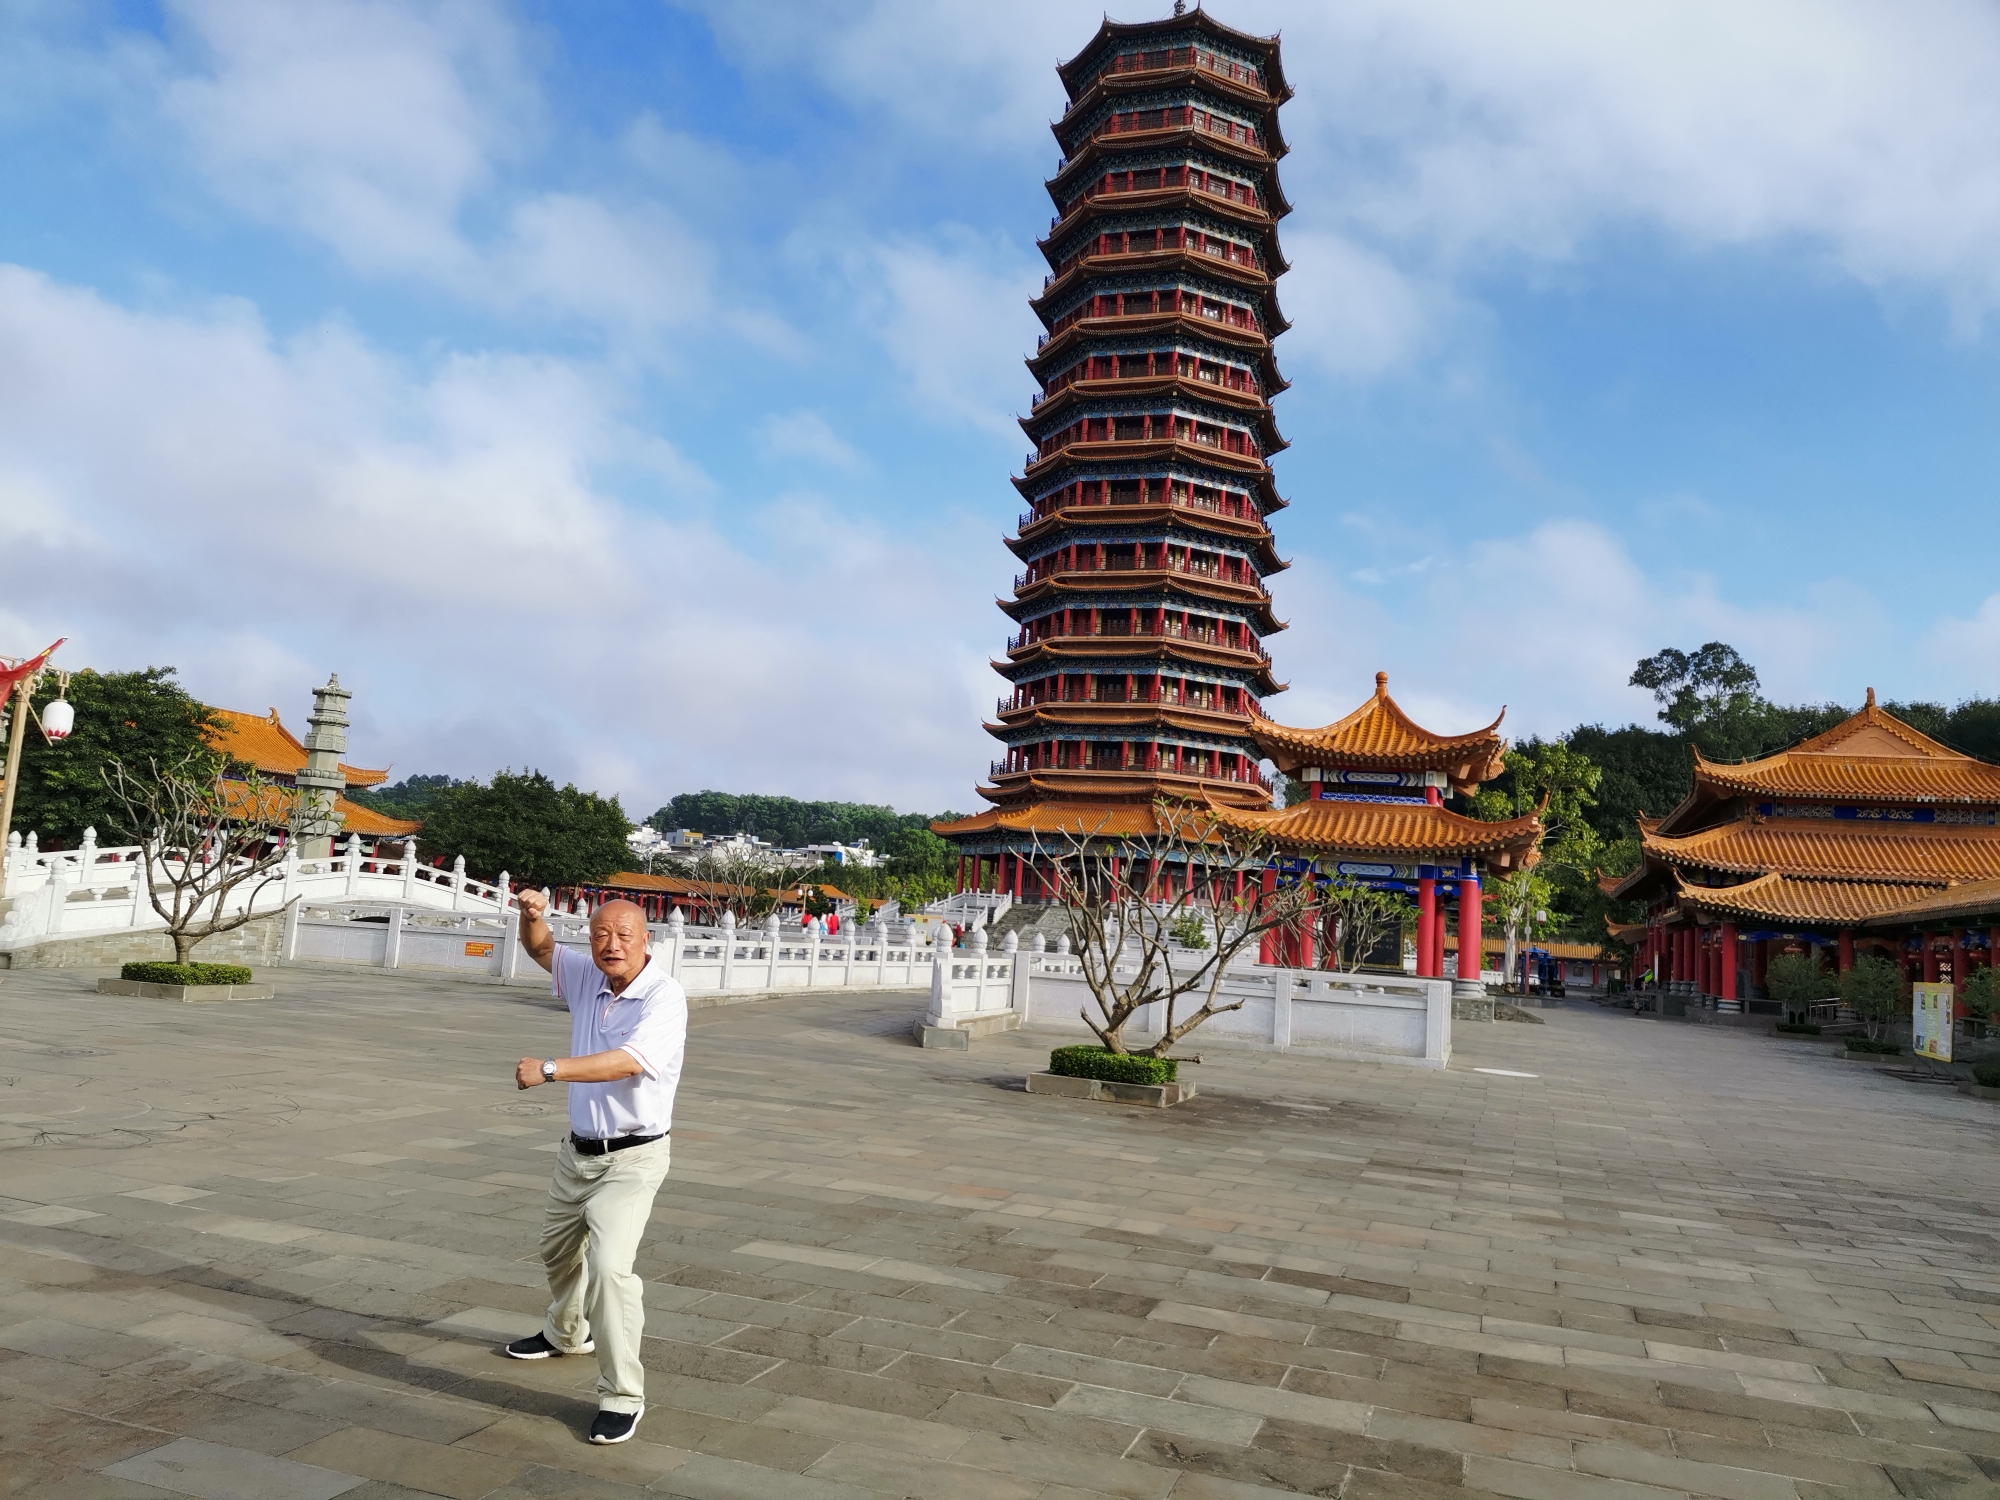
[626,828,882,871]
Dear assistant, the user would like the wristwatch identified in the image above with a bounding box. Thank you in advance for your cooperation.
[541,1060,558,1083]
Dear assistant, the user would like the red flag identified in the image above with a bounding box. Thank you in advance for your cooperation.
[0,640,63,702]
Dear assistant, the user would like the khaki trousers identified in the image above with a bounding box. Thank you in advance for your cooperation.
[538,1135,671,1413]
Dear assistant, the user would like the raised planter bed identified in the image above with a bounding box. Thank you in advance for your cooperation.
[97,978,273,1002]
[1025,1071,1197,1108]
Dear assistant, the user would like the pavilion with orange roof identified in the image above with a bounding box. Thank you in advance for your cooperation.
[1609,689,2000,1016]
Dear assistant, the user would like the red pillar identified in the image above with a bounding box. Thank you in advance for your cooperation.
[1458,876,1483,986]
[1923,934,1940,983]
[1952,927,1967,985]
[1011,853,1023,901]
[955,855,965,894]
[1838,929,1854,973]
[1719,923,1738,1003]
[1416,877,1437,977]
[1258,866,1280,963]
[1432,889,1450,977]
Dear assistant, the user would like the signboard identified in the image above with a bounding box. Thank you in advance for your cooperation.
[464,941,495,958]
[1912,981,1953,1062]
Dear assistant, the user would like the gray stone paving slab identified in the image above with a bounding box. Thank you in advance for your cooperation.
[103,1436,366,1499]
[2,966,2000,1496]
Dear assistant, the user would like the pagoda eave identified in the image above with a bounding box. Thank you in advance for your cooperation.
[998,643,1282,695]
[1026,374,1281,431]
[981,768,1273,809]
[1033,251,1287,321]
[1011,499,1280,546]
[1002,575,1284,623]
[1048,130,1291,206]
[1029,312,1285,378]
[990,703,1269,736]
[1023,437,1272,484]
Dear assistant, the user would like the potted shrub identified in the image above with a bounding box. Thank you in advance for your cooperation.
[1971,1061,2000,1100]
[1838,954,1904,1055]
[1962,966,2000,1040]
[1766,950,1834,1032]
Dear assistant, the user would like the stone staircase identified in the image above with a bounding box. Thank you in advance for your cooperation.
[985,903,1070,949]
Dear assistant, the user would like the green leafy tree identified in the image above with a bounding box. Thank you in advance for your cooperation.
[1765,950,1837,1022]
[1316,876,1414,972]
[348,773,469,823]
[1839,953,1905,1042]
[418,770,631,888]
[6,668,215,846]
[1631,642,1763,739]
[1961,965,2000,1028]
[1470,737,1602,962]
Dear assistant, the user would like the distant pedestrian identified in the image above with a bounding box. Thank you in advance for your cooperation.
[502,890,687,1446]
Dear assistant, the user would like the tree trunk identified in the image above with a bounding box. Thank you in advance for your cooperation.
[172,930,196,964]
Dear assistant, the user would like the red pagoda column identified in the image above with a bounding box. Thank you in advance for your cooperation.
[1837,929,1854,973]
[1719,923,1738,1004]
[1923,933,1940,983]
[1416,877,1436,977]
[1458,875,1483,986]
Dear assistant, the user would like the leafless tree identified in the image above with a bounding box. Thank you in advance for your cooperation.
[1315,875,1416,972]
[676,844,813,926]
[1031,798,1319,1057]
[102,751,300,964]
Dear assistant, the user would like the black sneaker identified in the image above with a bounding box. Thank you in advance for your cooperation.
[589,1407,643,1444]
[503,1331,593,1360]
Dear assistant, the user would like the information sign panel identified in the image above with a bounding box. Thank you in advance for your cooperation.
[1912,981,1953,1062]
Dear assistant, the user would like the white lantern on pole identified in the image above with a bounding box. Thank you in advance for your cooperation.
[41,696,74,741]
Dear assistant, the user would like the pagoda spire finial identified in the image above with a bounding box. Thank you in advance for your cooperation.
[1375,671,1389,696]
[1866,686,1877,708]
[1173,0,1186,14]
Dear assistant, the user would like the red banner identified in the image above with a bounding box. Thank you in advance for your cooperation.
[0,640,64,702]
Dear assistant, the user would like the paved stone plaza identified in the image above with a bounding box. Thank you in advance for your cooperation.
[0,968,1997,1499]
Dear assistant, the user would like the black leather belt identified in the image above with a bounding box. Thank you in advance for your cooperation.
[569,1132,665,1156]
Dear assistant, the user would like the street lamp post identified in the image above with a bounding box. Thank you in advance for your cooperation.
[0,639,69,890]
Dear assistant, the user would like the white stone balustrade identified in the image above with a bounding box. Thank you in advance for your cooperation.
[0,831,521,955]
[281,903,942,997]
[926,928,1453,1066]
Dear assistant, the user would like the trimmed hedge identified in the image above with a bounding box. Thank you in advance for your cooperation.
[1974,1062,2000,1088]
[120,962,254,987]
[1048,1045,1178,1086]
[1773,1022,1821,1036]
[1843,1036,1901,1055]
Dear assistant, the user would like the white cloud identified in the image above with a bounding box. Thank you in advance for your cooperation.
[158,0,529,279]
[0,265,999,815]
[849,231,1045,435]
[756,411,868,474]
[685,0,2000,332]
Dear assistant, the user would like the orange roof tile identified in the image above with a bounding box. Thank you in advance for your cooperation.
[334,796,420,837]
[1249,672,1506,786]
[1690,693,2000,805]
[1673,872,1936,924]
[205,706,391,788]
[1858,877,2000,927]
[1204,795,1543,866]
[1640,818,2000,885]
[935,803,1170,840]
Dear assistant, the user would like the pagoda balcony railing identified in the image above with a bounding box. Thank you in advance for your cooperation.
[1045,235,1266,286]
[989,755,1274,791]
[1078,106,1262,152]
[1053,172,1263,227]
[1014,558,1252,589]
[1005,624,1271,662]
[1083,45,1265,94]
[1033,425,1261,464]
[1042,293,1264,337]
[1018,490,1261,528]
[1000,687,1241,713]
[1033,364,1261,407]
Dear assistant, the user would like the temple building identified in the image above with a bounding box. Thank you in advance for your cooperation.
[205,674,418,852]
[1210,673,1542,978]
[940,10,1295,866]
[1609,690,2000,1014]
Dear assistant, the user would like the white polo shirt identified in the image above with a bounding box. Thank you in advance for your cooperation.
[550,946,688,1140]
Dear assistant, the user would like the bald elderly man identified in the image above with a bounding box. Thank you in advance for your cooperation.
[502,891,687,1445]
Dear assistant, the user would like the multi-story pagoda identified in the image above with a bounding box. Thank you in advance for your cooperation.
[941,9,1294,884]
[1610,690,2000,1015]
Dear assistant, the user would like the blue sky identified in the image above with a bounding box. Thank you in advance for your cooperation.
[4,0,1999,819]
